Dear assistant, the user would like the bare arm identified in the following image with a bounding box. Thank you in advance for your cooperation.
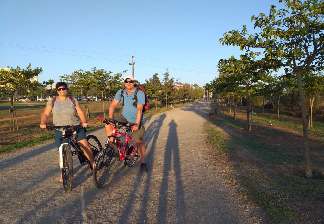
[135,104,143,125]
[75,104,87,125]
[108,99,119,119]
[40,104,52,128]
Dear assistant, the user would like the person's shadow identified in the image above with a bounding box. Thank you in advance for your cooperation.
[157,120,186,224]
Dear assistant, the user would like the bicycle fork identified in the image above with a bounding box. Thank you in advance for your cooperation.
[58,143,69,168]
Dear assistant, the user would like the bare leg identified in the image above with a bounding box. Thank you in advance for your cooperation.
[79,139,95,167]
[136,140,146,164]
[104,124,114,142]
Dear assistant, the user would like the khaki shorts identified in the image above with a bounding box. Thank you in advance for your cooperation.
[114,114,145,142]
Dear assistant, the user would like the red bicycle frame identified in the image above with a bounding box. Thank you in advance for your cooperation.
[111,125,136,161]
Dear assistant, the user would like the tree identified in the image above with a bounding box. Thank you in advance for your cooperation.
[218,55,266,131]
[304,72,324,128]
[252,0,324,177]
[43,79,55,97]
[107,72,122,97]
[145,73,163,110]
[91,68,113,99]
[61,70,93,97]
[0,64,43,106]
[162,71,175,106]
[145,73,163,99]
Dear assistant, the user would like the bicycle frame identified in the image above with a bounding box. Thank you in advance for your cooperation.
[57,127,85,168]
[110,125,136,161]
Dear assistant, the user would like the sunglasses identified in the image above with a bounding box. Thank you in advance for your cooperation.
[124,80,134,84]
[57,87,67,91]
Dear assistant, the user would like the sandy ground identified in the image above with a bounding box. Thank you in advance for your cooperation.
[0,102,265,224]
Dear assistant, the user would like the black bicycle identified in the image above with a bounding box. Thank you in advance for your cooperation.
[48,125,103,191]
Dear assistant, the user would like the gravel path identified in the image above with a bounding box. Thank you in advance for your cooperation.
[0,102,264,224]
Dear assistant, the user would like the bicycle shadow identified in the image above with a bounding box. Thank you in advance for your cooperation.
[0,143,56,170]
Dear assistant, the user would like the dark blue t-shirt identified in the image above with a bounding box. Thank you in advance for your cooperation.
[114,88,145,123]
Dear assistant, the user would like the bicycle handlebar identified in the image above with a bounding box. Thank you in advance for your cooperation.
[102,118,135,128]
[44,125,83,131]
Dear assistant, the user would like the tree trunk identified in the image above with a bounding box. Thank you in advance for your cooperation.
[296,70,312,177]
[155,98,158,111]
[309,97,315,129]
[262,97,265,114]
[228,97,232,114]
[271,97,275,114]
[233,100,236,120]
[10,94,14,107]
[277,96,281,120]
[246,99,252,132]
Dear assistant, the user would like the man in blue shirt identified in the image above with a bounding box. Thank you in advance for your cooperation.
[105,75,147,171]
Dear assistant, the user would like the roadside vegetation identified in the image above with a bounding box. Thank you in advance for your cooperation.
[205,0,323,178]
[204,0,324,222]
[205,104,324,223]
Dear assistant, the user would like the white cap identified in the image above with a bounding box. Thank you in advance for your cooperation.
[123,74,134,81]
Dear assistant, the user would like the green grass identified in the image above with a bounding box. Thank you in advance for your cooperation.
[251,112,324,139]
[222,108,324,141]
[204,123,229,153]
[204,119,319,223]
[213,116,303,165]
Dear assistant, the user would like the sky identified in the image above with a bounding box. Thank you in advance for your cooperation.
[0,0,277,86]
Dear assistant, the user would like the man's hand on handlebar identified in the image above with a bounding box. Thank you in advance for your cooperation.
[131,124,139,132]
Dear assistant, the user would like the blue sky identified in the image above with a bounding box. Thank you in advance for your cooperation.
[0,0,277,85]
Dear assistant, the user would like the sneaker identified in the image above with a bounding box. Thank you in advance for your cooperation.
[140,163,148,172]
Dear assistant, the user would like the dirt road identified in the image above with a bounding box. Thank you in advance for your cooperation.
[0,102,264,224]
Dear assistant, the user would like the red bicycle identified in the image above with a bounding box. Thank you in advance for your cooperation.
[95,118,140,172]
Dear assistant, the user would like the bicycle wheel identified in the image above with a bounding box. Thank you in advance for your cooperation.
[124,145,140,167]
[87,135,103,157]
[87,135,103,188]
[104,142,118,168]
[62,144,73,192]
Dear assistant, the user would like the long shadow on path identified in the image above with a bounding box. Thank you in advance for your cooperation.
[157,119,186,224]
[117,114,166,224]
[0,143,55,170]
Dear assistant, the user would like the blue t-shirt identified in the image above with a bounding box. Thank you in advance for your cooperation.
[114,88,145,123]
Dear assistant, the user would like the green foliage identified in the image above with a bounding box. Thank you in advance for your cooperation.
[60,68,122,98]
[144,73,163,99]
[0,64,43,105]
[144,72,204,105]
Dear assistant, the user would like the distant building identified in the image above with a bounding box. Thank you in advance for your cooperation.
[0,67,10,72]
[174,82,184,90]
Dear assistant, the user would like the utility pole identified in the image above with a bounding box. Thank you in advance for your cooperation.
[129,56,135,79]
[165,68,169,108]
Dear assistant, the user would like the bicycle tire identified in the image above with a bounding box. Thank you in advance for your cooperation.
[62,144,73,192]
[87,135,103,188]
[124,145,140,167]
[104,142,118,168]
[87,135,103,157]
